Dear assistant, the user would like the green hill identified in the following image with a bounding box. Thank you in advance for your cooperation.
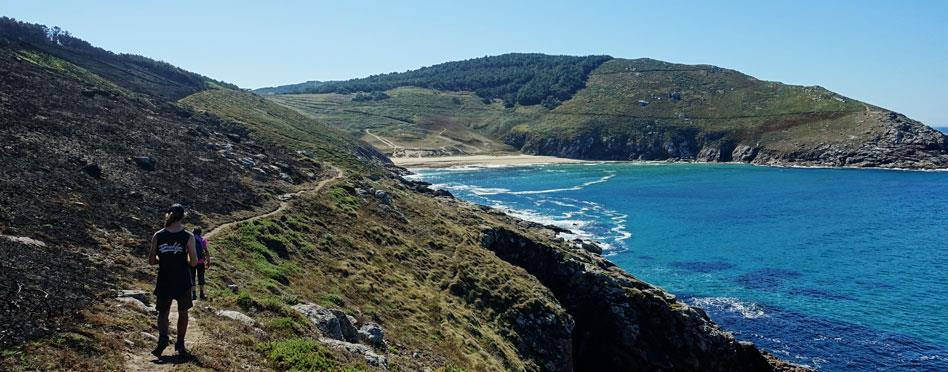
[1,18,803,371]
[270,55,948,169]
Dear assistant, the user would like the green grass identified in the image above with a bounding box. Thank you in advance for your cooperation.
[16,49,131,95]
[269,87,526,155]
[180,89,385,174]
[271,57,880,157]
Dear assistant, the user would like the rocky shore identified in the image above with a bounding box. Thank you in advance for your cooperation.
[476,224,809,371]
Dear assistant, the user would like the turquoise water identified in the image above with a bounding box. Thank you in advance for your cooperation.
[412,163,948,371]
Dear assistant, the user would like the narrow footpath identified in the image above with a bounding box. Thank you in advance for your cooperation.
[124,165,343,370]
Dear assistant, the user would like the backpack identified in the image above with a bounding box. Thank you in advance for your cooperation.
[194,234,206,260]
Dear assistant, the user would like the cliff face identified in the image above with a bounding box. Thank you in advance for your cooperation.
[480,226,806,371]
[506,110,948,169]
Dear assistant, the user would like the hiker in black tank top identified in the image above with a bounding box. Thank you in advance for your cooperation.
[147,204,198,358]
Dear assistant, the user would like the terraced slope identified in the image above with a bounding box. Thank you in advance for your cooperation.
[272,56,948,169]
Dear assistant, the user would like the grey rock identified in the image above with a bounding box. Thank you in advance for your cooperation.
[117,289,151,305]
[292,303,358,342]
[318,338,387,369]
[580,241,603,255]
[374,190,392,205]
[216,310,256,327]
[358,323,387,350]
[116,297,149,313]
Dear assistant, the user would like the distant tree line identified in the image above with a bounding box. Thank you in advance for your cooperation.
[299,53,612,108]
[351,91,390,102]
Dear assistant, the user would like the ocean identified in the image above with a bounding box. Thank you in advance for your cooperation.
[410,163,948,371]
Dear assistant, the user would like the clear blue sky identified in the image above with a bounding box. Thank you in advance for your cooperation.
[3,1,946,125]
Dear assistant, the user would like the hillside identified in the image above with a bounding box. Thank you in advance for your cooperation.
[0,18,804,371]
[269,55,948,169]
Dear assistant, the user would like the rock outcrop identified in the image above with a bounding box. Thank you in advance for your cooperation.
[505,110,948,169]
[481,226,801,371]
[292,303,390,368]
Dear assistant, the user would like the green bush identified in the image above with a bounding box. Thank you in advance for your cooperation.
[261,338,339,371]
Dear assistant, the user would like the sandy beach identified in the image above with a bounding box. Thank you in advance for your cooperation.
[391,154,585,168]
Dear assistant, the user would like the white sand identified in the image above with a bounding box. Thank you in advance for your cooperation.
[391,154,585,168]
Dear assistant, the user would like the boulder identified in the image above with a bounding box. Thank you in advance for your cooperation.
[292,303,358,342]
[318,338,387,369]
[374,190,392,205]
[131,156,156,171]
[216,310,256,327]
[116,297,150,313]
[81,163,102,178]
[117,289,151,305]
[731,145,759,162]
[580,241,603,255]
[358,323,387,350]
[432,189,453,198]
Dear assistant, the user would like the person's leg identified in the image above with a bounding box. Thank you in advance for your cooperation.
[176,308,189,343]
[152,296,172,357]
[174,293,194,354]
[190,266,197,300]
[197,265,206,299]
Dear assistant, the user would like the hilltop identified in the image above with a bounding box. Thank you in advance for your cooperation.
[264,55,948,169]
[0,18,804,371]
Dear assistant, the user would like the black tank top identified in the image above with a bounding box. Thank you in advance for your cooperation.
[154,228,192,298]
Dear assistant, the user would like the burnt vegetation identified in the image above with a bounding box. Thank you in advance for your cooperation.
[0,17,238,100]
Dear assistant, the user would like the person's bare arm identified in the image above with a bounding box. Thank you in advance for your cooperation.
[187,235,198,267]
[148,233,159,265]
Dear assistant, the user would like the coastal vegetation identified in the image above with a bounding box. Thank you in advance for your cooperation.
[268,56,948,169]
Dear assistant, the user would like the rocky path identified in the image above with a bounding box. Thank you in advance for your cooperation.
[124,166,343,370]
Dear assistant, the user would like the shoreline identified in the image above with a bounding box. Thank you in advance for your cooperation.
[393,154,948,172]
[391,154,587,168]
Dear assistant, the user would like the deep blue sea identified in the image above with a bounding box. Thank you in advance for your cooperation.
[411,163,948,371]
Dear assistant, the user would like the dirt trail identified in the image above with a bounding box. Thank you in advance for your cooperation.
[206,165,342,240]
[364,129,400,151]
[125,165,343,370]
[124,306,210,371]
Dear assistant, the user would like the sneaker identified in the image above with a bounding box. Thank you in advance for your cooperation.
[151,335,169,357]
[191,292,197,301]
[200,293,207,300]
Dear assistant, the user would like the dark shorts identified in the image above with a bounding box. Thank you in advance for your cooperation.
[190,263,206,285]
[156,291,193,313]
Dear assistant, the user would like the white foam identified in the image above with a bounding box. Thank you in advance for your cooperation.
[688,297,767,319]
[509,172,616,195]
